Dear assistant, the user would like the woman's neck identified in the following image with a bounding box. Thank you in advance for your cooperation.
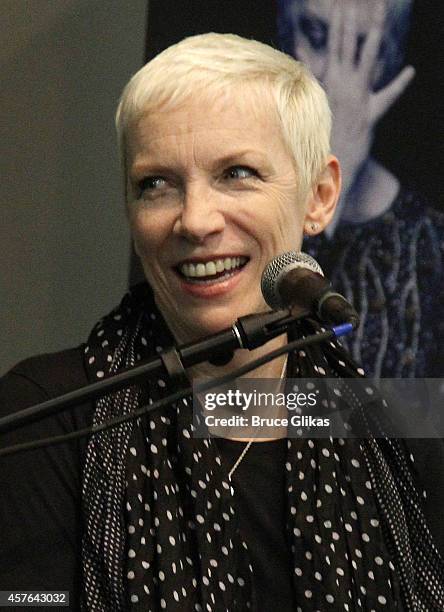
[189,333,289,442]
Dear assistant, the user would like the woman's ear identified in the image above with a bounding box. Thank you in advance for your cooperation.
[303,156,341,235]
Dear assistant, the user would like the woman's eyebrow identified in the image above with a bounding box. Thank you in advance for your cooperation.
[128,160,176,180]
[213,150,265,164]
[209,150,273,172]
[129,150,273,179]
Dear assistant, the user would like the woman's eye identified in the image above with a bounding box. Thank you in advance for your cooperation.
[138,176,167,194]
[299,15,328,51]
[225,166,258,180]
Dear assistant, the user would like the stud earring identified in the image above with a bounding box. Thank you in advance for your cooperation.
[305,222,318,234]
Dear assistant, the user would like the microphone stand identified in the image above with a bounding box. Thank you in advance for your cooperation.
[0,309,298,434]
[0,318,354,457]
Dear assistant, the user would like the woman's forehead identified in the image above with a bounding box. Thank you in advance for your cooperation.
[127,87,282,160]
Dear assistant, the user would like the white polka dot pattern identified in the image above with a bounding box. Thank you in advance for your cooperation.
[81,285,444,611]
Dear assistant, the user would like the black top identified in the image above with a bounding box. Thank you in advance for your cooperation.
[0,349,295,610]
[1,348,444,611]
[0,348,92,608]
[216,437,294,611]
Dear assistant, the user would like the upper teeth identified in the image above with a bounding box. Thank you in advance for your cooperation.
[180,257,247,278]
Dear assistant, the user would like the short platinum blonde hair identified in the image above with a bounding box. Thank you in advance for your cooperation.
[116,32,331,194]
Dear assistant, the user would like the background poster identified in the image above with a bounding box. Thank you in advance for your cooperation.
[138,0,444,378]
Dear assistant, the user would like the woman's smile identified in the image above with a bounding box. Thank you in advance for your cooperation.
[174,255,250,298]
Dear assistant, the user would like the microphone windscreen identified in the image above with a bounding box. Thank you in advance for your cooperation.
[261,251,324,309]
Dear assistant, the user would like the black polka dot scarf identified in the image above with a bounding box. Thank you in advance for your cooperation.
[81,284,444,611]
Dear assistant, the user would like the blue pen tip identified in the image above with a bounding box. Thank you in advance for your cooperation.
[332,322,354,337]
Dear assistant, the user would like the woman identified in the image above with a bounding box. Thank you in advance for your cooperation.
[1,33,443,611]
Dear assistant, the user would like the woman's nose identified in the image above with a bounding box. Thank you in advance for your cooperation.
[173,184,226,243]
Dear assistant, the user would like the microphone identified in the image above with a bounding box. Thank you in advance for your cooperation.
[261,251,360,329]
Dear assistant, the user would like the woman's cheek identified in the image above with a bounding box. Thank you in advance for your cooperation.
[129,204,162,241]
[129,211,158,259]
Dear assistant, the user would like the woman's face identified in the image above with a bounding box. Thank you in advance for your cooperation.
[291,0,387,87]
[126,90,310,342]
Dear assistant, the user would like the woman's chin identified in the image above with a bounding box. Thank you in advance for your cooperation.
[173,303,258,342]
[182,314,237,340]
